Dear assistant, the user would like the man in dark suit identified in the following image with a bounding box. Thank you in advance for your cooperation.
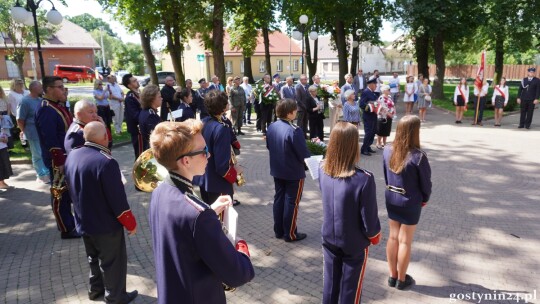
[295,74,310,138]
[353,68,369,94]
[280,76,296,100]
[517,67,540,129]
[360,78,379,156]
[159,76,178,121]
[273,74,284,93]
[64,122,138,303]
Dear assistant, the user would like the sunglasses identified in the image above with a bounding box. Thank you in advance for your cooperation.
[176,145,209,160]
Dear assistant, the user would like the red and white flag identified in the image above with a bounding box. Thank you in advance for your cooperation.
[474,50,485,91]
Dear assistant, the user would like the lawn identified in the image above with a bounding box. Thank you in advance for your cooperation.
[0,79,95,90]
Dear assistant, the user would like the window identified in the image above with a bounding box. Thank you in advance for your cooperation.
[225,61,233,74]
[259,60,266,73]
[331,63,339,72]
[5,58,20,78]
[276,59,283,72]
[323,62,328,71]
[293,60,299,72]
[240,60,244,73]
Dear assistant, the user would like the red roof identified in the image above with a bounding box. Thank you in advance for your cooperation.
[208,30,302,57]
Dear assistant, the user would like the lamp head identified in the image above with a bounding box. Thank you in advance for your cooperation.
[309,31,318,40]
[11,5,28,23]
[47,8,63,25]
[299,15,308,24]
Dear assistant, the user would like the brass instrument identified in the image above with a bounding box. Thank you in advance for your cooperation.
[132,148,168,192]
[230,147,246,186]
[50,167,67,199]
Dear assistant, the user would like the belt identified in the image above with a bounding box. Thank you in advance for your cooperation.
[386,185,406,195]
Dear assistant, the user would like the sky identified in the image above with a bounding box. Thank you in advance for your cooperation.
[55,0,403,48]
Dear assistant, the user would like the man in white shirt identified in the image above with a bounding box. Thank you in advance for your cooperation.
[389,72,400,102]
[240,77,253,124]
[107,75,125,134]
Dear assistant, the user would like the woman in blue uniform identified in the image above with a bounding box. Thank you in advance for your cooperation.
[149,120,254,303]
[383,115,432,290]
[318,122,381,303]
[138,85,162,152]
[173,88,196,122]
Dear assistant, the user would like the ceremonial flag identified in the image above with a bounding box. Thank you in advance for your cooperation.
[475,50,485,91]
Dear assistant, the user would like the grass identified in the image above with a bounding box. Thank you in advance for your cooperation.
[0,79,95,89]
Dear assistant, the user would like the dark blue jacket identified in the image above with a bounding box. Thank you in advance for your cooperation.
[124,91,142,134]
[138,108,161,151]
[149,173,254,304]
[64,120,84,155]
[65,142,133,235]
[35,98,72,168]
[359,87,378,121]
[383,146,432,207]
[177,102,196,122]
[280,84,296,100]
[319,166,381,254]
[201,116,236,195]
[266,119,310,180]
[295,83,309,112]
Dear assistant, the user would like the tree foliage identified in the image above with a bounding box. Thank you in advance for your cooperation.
[66,13,117,37]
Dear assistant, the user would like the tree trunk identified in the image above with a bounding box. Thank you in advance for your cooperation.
[431,33,445,99]
[16,63,26,87]
[212,0,226,85]
[262,28,272,76]
[140,29,158,85]
[333,20,348,86]
[414,33,429,79]
[243,55,254,83]
[493,35,504,86]
[171,14,186,87]
[164,20,185,87]
[305,36,318,83]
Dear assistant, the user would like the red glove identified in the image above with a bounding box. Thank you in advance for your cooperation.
[235,239,250,257]
[117,210,137,232]
[232,141,241,150]
[369,233,381,245]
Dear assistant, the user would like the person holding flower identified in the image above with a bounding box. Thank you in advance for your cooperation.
[376,85,395,149]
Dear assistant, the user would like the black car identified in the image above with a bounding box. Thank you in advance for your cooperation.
[140,71,176,86]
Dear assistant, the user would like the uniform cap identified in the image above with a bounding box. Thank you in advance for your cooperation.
[367,76,377,84]
[273,73,280,79]
[198,78,206,84]
[528,67,536,72]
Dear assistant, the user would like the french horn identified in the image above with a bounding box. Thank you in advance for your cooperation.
[132,148,168,192]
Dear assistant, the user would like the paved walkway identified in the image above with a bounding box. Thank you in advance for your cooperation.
[1,106,539,303]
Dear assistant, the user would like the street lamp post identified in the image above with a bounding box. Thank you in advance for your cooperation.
[10,0,63,79]
[292,15,318,75]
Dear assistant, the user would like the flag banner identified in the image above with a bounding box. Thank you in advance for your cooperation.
[475,51,485,90]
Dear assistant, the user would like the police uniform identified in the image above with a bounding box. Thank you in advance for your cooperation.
[149,172,255,304]
[200,116,239,204]
[195,87,210,119]
[124,90,142,159]
[359,84,378,155]
[138,108,162,152]
[318,166,381,304]
[383,146,432,225]
[64,142,137,303]
[35,98,76,236]
[518,69,540,129]
[266,119,311,241]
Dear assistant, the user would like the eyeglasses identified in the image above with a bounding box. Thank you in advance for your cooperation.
[176,145,209,160]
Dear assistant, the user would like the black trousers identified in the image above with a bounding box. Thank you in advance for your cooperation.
[48,166,75,233]
[309,115,324,140]
[83,228,129,303]
[361,117,376,153]
[273,178,304,241]
[519,99,535,128]
[97,105,112,131]
[260,104,273,134]
[129,132,141,160]
[473,96,486,123]
[297,111,309,139]
[254,102,262,131]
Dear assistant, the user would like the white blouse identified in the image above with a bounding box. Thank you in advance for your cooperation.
[453,85,469,104]
[491,85,509,105]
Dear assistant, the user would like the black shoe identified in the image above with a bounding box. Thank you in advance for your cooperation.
[126,290,138,303]
[518,125,524,129]
[361,151,372,156]
[396,275,415,290]
[61,229,81,239]
[275,233,283,239]
[368,148,377,153]
[284,232,307,242]
[233,199,241,206]
[455,120,459,124]
[526,126,530,129]
[237,131,246,135]
[88,290,104,300]
[247,122,253,124]
[388,277,397,287]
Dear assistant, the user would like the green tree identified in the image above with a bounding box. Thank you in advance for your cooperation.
[113,42,145,74]
[66,13,117,37]
[229,11,258,82]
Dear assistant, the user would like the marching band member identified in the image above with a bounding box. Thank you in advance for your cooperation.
[149,120,254,303]
[122,74,142,160]
[138,85,163,152]
[360,77,379,156]
[174,87,196,122]
[65,99,112,155]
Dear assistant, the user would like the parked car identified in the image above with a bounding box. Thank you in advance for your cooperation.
[54,65,97,83]
[140,71,176,86]
[115,70,130,80]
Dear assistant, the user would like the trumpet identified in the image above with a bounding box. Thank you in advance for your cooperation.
[230,147,246,186]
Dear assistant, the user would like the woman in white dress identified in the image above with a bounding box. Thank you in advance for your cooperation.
[403,76,417,116]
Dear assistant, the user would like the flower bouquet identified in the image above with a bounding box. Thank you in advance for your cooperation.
[253,81,279,106]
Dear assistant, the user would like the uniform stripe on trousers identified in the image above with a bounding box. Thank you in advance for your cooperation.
[288,178,304,240]
[52,197,67,232]
[354,247,369,304]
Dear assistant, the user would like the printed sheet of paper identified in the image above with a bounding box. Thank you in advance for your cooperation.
[167,109,183,121]
[304,155,324,180]
[222,206,238,244]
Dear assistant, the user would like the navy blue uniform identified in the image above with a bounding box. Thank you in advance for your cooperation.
[194,88,209,119]
[319,166,381,304]
[266,119,311,241]
[149,172,255,304]
[360,88,378,154]
[177,102,196,122]
[64,119,85,155]
[138,108,161,152]
[383,146,432,225]
[35,98,75,233]
[124,90,142,159]
[200,116,238,203]
[65,142,137,303]
[517,76,540,128]
[159,84,178,121]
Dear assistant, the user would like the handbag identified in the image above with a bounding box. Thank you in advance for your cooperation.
[424,95,432,102]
